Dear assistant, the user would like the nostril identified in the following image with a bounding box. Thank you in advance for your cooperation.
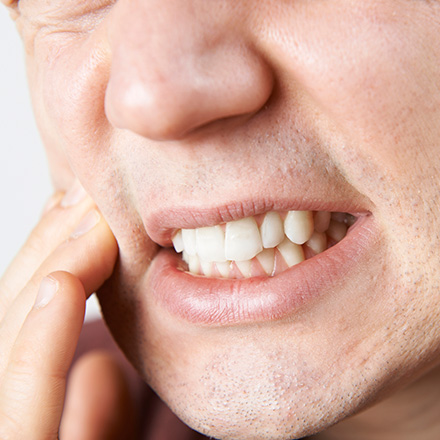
[105,78,214,141]
[105,32,274,141]
[105,78,192,140]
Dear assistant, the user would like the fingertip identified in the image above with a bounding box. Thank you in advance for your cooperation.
[34,271,87,314]
[1,272,88,438]
[33,275,59,309]
[19,271,87,375]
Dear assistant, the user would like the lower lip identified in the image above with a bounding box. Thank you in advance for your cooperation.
[146,215,377,326]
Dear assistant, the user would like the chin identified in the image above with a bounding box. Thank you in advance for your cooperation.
[95,199,428,440]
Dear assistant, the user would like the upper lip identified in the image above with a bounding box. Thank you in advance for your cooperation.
[142,196,372,247]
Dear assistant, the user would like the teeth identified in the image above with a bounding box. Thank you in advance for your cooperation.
[181,229,197,256]
[314,211,331,234]
[345,214,356,227]
[260,212,284,248]
[331,212,348,223]
[236,260,252,278]
[200,260,213,277]
[277,239,305,267]
[327,220,347,242]
[256,248,275,276]
[174,210,353,279]
[196,225,226,262]
[225,217,263,261]
[216,261,230,278]
[172,230,184,253]
[306,231,327,254]
[187,253,200,274]
[284,211,314,245]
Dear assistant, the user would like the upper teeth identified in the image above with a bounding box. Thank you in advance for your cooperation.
[171,210,353,278]
[225,217,263,261]
[260,211,284,248]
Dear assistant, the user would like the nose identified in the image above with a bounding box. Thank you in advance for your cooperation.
[105,0,274,141]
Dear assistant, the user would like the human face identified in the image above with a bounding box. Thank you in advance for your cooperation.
[6,0,440,438]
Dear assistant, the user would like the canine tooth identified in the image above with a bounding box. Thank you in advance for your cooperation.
[284,211,314,245]
[172,230,184,253]
[200,260,213,277]
[314,211,331,233]
[196,225,226,262]
[260,211,284,248]
[277,239,305,267]
[256,248,275,275]
[182,251,190,264]
[306,231,327,254]
[216,261,230,278]
[182,229,197,256]
[225,217,263,261]
[327,220,347,242]
[236,260,252,278]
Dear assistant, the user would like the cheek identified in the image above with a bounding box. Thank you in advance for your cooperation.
[329,37,440,177]
[267,3,440,179]
[28,30,158,263]
[27,27,111,189]
[316,43,440,176]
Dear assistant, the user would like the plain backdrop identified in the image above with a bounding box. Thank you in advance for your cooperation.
[0,7,101,320]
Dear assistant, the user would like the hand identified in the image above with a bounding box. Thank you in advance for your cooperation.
[0,182,118,439]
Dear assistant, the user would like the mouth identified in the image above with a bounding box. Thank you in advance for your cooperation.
[144,203,377,326]
[172,210,355,279]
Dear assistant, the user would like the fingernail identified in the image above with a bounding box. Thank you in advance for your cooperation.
[61,181,88,208]
[71,209,101,239]
[34,276,58,309]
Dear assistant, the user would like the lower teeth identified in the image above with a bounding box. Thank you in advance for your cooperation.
[174,211,354,279]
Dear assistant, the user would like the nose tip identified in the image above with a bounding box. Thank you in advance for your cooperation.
[104,2,274,141]
[106,52,273,140]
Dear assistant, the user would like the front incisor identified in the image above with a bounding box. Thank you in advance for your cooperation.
[225,217,263,261]
[196,225,226,262]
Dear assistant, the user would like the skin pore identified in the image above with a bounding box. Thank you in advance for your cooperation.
[3,0,440,438]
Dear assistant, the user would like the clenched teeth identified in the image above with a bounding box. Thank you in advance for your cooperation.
[284,210,314,245]
[260,211,284,248]
[172,211,355,279]
[225,217,263,261]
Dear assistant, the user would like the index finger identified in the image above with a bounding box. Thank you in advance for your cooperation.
[0,184,94,318]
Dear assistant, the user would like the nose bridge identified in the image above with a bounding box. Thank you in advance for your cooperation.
[111,0,207,79]
[105,0,274,140]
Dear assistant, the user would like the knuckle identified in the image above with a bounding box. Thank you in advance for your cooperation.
[9,345,66,386]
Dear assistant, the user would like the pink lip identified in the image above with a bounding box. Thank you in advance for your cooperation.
[146,214,377,325]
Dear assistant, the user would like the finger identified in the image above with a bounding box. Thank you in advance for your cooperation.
[60,351,136,440]
[0,181,94,317]
[0,208,118,377]
[0,271,85,440]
